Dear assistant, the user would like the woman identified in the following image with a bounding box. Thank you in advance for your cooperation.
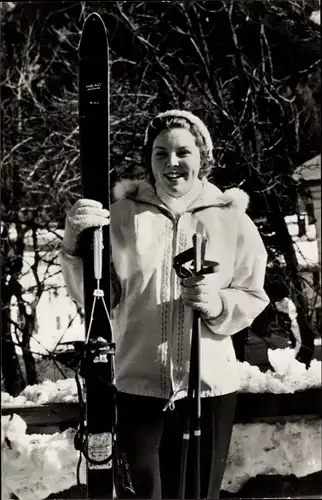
[60,110,269,499]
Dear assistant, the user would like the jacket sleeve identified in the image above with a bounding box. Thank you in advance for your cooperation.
[203,213,269,336]
[58,248,121,309]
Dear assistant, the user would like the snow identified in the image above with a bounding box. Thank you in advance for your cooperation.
[1,414,86,500]
[7,228,84,357]
[1,348,321,498]
[238,348,322,394]
[294,238,320,268]
[3,289,320,498]
[222,419,322,493]
[1,354,322,500]
[1,378,79,407]
[2,349,321,408]
[310,10,320,25]
[2,413,321,499]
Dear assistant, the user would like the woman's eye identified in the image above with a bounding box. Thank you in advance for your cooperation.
[156,152,166,158]
[178,151,189,157]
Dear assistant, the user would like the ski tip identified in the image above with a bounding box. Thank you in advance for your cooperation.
[79,12,108,56]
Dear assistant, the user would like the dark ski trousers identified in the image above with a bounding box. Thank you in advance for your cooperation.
[116,391,237,499]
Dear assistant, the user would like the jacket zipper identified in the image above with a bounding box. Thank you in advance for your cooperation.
[167,215,180,406]
[130,200,179,402]
[126,195,190,406]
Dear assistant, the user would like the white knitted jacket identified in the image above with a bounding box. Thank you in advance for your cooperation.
[59,179,269,402]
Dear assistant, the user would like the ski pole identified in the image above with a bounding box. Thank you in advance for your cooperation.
[192,232,202,500]
[178,232,203,499]
[173,233,218,499]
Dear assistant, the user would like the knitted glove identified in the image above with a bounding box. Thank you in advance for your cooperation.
[62,199,110,254]
[181,272,223,319]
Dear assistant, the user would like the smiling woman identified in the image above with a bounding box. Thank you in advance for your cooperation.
[151,128,201,197]
[59,109,269,499]
[144,110,214,183]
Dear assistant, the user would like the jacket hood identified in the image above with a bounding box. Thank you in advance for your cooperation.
[113,178,249,212]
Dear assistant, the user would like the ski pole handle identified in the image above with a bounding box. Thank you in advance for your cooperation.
[93,227,103,280]
[192,232,203,274]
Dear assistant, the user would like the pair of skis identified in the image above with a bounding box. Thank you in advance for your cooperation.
[76,12,211,499]
[77,13,134,499]
[77,12,116,499]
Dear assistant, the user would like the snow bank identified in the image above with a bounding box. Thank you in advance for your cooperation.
[2,349,321,407]
[1,414,86,500]
[222,419,322,492]
[238,348,322,393]
[1,350,321,498]
[2,413,321,499]
[1,378,79,407]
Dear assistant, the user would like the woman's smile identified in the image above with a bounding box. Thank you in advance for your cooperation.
[163,170,186,182]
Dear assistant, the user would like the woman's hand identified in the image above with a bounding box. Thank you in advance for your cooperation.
[181,271,223,319]
[62,199,110,254]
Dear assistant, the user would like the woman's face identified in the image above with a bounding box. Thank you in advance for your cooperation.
[151,127,201,197]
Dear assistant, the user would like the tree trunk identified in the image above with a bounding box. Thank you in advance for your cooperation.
[267,195,315,366]
[21,314,38,386]
[1,304,25,396]
[1,226,25,395]
[247,86,314,367]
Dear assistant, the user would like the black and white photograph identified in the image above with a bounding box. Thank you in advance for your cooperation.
[1,1,321,499]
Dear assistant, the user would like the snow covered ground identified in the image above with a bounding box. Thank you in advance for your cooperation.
[2,413,84,500]
[2,412,321,500]
[222,418,321,493]
[1,348,321,500]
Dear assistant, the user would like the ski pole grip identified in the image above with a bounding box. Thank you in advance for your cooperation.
[93,227,103,280]
[192,232,203,274]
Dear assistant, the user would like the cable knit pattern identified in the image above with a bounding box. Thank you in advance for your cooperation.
[160,221,173,397]
[176,229,188,378]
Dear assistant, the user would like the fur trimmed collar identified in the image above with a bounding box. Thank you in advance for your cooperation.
[113,178,249,212]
